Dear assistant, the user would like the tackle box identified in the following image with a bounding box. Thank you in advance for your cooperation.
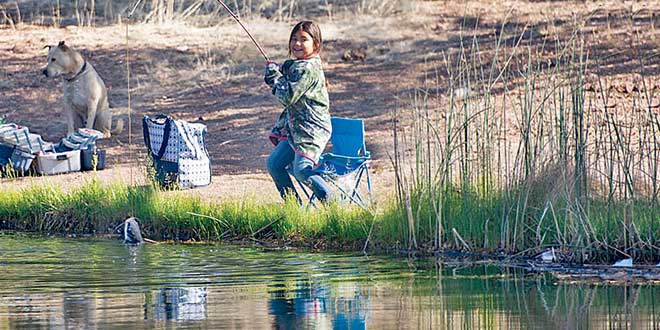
[36,150,81,175]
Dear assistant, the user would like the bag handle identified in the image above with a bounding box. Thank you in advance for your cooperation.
[178,121,200,159]
[142,115,172,160]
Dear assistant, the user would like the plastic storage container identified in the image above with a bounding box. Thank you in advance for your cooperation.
[0,144,35,175]
[0,124,53,154]
[0,144,13,165]
[36,150,81,175]
[81,148,106,171]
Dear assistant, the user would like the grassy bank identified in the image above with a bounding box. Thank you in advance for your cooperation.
[390,8,660,263]
[2,175,660,264]
[0,179,377,248]
[382,184,660,263]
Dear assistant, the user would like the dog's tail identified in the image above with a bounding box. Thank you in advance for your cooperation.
[112,118,124,135]
[108,107,126,136]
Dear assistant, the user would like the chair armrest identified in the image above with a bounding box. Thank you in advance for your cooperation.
[319,152,371,162]
[316,152,371,176]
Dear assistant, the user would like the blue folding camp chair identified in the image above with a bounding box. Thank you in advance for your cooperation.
[295,117,373,209]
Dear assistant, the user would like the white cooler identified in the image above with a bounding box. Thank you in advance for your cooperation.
[36,150,81,175]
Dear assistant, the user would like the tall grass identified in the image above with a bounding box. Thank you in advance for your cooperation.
[0,179,375,247]
[391,11,660,263]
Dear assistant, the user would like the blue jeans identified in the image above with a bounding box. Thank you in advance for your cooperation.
[266,141,333,203]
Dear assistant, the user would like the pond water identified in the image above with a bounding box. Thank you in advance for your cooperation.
[1,232,659,329]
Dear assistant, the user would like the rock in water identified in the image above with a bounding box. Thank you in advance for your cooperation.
[123,217,144,245]
[613,258,633,267]
[536,248,556,262]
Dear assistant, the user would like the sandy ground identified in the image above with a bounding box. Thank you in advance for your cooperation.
[1,1,658,203]
[0,163,397,205]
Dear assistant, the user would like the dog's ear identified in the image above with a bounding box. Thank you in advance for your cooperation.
[43,45,52,51]
[57,41,69,51]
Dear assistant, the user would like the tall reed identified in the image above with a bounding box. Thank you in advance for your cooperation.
[391,10,660,262]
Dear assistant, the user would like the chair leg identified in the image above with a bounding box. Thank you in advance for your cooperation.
[348,173,366,207]
[350,167,366,202]
[295,177,311,200]
[349,165,373,208]
[294,177,320,208]
[327,179,368,210]
[291,164,374,210]
[365,166,373,205]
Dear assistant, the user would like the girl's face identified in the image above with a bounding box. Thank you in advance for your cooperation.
[289,30,317,60]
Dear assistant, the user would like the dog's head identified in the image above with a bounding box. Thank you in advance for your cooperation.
[42,41,79,78]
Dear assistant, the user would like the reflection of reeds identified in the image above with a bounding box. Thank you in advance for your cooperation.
[391,15,660,262]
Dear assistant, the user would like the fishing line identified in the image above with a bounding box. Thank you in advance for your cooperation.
[125,0,143,208]
[213,0,269,61]
[125,20,133,187]
[122,0,265,191]
[125,0,146,189]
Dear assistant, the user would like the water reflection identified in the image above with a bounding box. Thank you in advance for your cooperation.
[268,280,368,329]
[152,287,207,321]
[1,233,660,329]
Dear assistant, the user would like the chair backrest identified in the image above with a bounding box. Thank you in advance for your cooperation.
[330,117,367,157]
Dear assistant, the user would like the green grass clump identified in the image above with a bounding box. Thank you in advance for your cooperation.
[0,179,376,248]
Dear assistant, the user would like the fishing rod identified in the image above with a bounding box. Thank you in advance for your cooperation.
[127,0,269,61]
[213,0,270,61]
[127,0,143,18]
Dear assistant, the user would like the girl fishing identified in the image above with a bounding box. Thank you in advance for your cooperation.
[264,21,333,203]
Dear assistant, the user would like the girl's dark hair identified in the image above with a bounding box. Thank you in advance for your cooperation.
[289,21,322,55]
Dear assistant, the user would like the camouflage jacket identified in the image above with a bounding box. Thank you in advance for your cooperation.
[265,55,331,164]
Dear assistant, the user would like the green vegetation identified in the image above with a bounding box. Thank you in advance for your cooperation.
[390,12,660,263]
[0,179,376,247]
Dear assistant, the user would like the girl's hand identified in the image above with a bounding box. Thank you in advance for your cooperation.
[265,61,279,71]
[264,61,281,87]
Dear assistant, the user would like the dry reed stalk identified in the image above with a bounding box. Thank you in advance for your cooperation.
[88,0,95,26]
[0,4,16,29]
[13,0,20,24]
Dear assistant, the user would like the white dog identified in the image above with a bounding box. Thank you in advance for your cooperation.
[42,41,123,138]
